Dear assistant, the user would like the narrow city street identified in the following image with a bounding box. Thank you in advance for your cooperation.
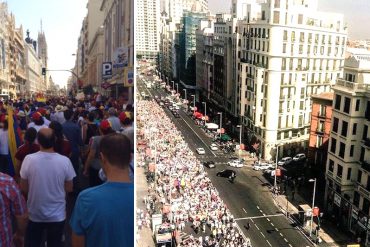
[138,74,313,247]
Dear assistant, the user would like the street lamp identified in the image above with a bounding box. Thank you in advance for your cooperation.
[183,89,187,101]
[217,112,222,138]
[273,145,279,191]
[237,125,242,148]
[176,83,179,94]
[191,94,195,109]
[171,80,174,91]
[202,102,207,125]
[309,178,317,238]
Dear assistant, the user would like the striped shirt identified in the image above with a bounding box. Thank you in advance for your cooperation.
[0,173,27,247]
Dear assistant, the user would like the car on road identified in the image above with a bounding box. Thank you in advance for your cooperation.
[278,157,292,166]
[263,167,275,175]
[210,143,218,151]
[173,111,180,118]
[253,162,273,171]
[227,160,244,168]
[196,148,206,155]
[203,161,215,168]
[216,169,236,182]
[293,153,306,162]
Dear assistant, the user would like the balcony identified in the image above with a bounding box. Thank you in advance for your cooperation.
[357,181,370,199]
[363,138,370,148]
[335,79,370,93]
[316,128,324,134]
[240,58,248,63]
[361,160,370,173]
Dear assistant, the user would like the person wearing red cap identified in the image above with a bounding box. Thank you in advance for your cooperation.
[37,108,50,126]
[83,119,115,187]
[117,111,134,152]
[27,112,48,132]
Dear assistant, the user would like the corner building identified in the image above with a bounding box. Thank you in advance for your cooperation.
[325,49,370,240]
[236,0,347,159]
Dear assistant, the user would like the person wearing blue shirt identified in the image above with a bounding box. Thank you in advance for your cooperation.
[62,109,83,173]
[70,133,134,247]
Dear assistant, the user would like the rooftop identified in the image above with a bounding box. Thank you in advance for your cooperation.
[311,92,334,101]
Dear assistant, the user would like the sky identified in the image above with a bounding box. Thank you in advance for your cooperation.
[207,0,370,40]
[7,0,88,87]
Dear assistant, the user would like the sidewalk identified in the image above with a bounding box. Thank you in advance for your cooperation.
[136,166,155,247]
[274,187,353,246]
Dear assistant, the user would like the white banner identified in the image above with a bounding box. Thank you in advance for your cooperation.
[113,47,128,68]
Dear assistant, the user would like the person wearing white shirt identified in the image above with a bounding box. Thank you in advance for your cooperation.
[20,128,76,246]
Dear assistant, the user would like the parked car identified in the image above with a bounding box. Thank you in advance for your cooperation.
[227,160,244,168]
[216,169,236,182]
[293,153,306,162]
[263,167,275,175]
[203,161,215,168]
[210,143,218,151]
[278,157,292,166]
[196,148,206,155]
[253,163,273,171]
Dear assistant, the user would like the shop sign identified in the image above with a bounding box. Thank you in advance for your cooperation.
[334,193,341,207]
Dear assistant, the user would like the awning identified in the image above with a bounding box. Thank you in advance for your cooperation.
[220,134,231,141]
[193,111,203,119]
[206,123,219,129]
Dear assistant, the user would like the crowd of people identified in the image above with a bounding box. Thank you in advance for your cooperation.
[0,94,134,247]
[137,99,252,247]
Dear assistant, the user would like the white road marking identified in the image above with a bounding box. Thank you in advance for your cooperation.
[256,206,260,210]
[275,228,279,232]
[260,232,266,238]
[251,219,254,223]
[266,240,272,247]
[255,224,260,230]
[243,208,248,214]
[179,111,216,156]
[289,244,293,247]
[279,232,283,237]
[267,218,270,222]
[284,238,288,242]
[270,222,274,226]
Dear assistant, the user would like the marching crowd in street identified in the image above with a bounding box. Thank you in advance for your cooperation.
[0,94,134,247]
[137,99,252,247]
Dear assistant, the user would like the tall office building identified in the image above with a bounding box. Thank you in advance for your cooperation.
[136,0,160,60]
[236,0,347,159]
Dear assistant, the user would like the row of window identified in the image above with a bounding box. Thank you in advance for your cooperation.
[328,159,352,180]
[334,94,361,113]
[282,43,344,57]
[281,58,343,71]
[330,137,355,158]
[283,30,346,46]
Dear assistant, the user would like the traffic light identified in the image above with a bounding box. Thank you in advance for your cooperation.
[42,68,46,75]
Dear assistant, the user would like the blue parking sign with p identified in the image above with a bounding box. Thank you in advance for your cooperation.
[102,62,112,79]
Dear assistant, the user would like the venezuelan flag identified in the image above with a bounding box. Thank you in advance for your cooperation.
[7,108,22,176]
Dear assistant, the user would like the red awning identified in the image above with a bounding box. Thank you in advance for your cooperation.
[193,111,203,119]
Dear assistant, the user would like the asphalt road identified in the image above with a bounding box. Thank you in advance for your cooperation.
[138,74,313,247]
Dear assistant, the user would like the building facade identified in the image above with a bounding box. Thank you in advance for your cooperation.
[325,50,370,241]
[236,0,347,160]
[100,0,134,103]
[307,92,333,173]
[136,0,160,60]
